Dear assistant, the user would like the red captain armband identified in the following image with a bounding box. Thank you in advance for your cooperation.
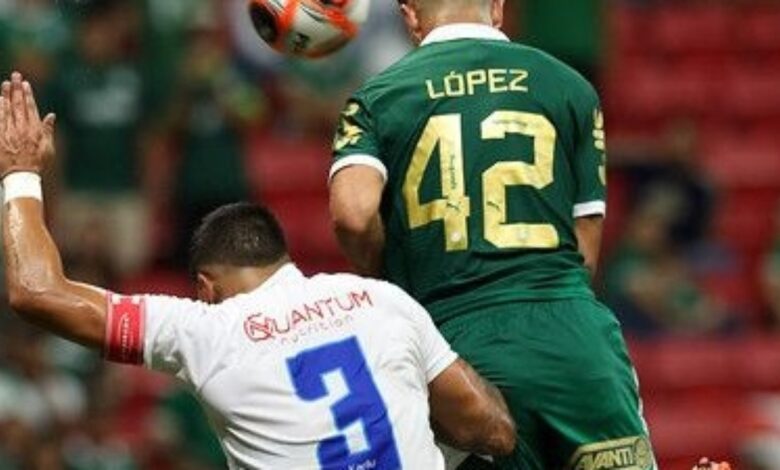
[104,294,146,365]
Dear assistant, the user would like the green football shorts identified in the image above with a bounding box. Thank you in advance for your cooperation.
[439,297,656,470]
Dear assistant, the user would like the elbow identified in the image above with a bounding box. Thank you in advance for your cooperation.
[448,407,517,457]
[490,414,517,456]
[7,278,58,316]
[8,283,43,314]
[7,286,27,312]
[331,206,376,239]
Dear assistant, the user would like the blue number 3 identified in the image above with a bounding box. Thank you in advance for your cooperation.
[287,337,402,470]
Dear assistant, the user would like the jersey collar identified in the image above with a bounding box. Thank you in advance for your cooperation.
[257,263,304,292]
[420,23,510,47]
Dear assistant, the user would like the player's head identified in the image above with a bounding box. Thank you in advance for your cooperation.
[397,0,504,45]
[190,202,290,304]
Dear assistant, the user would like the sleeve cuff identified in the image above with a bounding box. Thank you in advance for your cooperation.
[329,154,388,184]
[427,350,459,384]
[573,200,606,218]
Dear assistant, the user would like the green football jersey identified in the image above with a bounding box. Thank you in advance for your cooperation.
[331,26,607,326]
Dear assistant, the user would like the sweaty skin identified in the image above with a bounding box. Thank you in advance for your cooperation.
[0,72,516,458]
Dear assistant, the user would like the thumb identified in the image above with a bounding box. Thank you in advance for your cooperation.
[42,113,56,133]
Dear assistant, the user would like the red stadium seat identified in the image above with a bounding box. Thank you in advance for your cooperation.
[610,5,647,55]
[263,194,345,270]
[605,57,669,121]
[605,57,729,123]
[696,271,759,322]
[701,136,780,189]
[666,58,723,117]
[650,5,733,55]
[630,340,739,394]
[644,392,746,461]
[713,188,779,256]
[736,337,780,390]
[247,132,332,198]
[722,65,780,121]
[738,6,780,53]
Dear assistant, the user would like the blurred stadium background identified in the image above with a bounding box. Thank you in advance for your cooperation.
[0,0,779,468]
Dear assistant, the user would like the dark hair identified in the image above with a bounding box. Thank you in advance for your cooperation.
[189,202,288,275]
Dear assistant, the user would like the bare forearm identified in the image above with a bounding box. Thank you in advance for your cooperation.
[0,74,106,348]
[433,387,514,456]
[5,197,65,297]
[334,214,385,277]
[329,166,386,277]
[429,359,516,456]
[469,379,516,456]
[4,197,105,347]
[575,215,604,277]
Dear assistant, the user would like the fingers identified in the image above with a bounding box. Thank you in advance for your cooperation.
[23,81,41,126]
[10,72,26,128]
[0,96,6,132]
[1,81,9,133]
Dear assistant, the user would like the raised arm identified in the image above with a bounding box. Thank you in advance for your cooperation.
[0,73,107,348]
[428,358,516,456]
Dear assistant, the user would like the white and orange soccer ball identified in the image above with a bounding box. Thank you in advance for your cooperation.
[248,0,370,58]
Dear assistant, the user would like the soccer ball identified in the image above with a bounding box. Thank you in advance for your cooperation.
[248,0,370,58]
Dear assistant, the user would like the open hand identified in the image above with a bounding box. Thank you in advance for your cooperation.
[0,72,55,178]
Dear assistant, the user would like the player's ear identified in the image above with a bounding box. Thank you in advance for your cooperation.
[399,3,423,45]
[196,272,217,304]
[490,0,505,29]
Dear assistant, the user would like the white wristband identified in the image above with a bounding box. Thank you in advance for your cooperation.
[3,172,42,203]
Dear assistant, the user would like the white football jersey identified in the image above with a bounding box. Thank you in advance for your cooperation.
[110,264,457,470]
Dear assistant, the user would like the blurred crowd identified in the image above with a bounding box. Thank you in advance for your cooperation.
[0,0,778,468]
[0,0,414,467]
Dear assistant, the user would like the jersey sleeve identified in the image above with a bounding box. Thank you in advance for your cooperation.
[415,304,458,383]
[570,83,607,218]
[104,293,225,388]
[329,96,387,183]
[386,286,458,383]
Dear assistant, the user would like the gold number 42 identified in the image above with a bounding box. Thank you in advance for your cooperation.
[402,111,560,252]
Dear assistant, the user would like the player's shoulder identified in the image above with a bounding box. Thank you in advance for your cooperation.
[349,53,418,106]
[518,43,598,96]
[354,40,596,102]
[310,271,410,301]
[350,43,448,106]
[143,293,237,328]
[309,272,423,319]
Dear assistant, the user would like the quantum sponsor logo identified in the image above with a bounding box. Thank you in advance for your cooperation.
[244,313,275,342]
[243,290,373,343]
[568,436,654,470]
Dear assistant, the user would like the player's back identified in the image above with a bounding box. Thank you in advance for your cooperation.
[335,28,606,325]
[186,265,450,469]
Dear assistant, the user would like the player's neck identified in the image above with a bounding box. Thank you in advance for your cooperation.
[424,11,492,35]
